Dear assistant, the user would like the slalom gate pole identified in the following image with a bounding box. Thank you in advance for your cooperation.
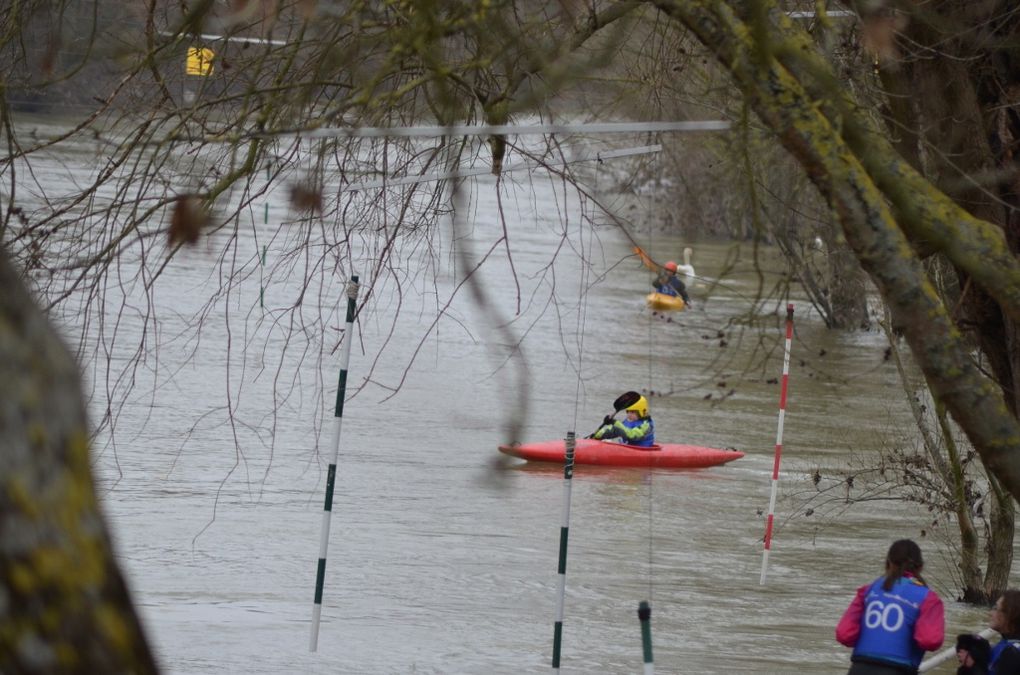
[260,164,269,310]
[919,627,996,672]
[760,303,794,585]
[310,274,359,652]
[638,601,654,675]
[551,432,576,673]
[259,243,267,309]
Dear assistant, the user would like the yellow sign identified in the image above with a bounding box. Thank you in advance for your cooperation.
[186,47,214,76]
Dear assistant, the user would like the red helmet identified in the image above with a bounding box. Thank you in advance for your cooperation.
[664,261,678,272]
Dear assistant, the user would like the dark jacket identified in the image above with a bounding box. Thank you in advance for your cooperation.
[991,635,1020,674]
[957,633,991,675]
[653,273,690,305]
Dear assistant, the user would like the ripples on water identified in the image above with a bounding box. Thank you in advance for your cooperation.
[11,123,1011,673]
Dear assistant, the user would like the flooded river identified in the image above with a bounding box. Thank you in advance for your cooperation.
[9,119,1015,673]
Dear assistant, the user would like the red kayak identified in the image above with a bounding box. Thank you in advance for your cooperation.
[498,438,744,469]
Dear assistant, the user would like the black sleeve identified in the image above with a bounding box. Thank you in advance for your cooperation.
[996,645,1020,674]
[672,278,691,304]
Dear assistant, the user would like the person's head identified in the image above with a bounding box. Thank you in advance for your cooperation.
[664,261,678,275]
[882,539,924,590]
[991,590,1020,635]
[955,633,991,669]
[625,395,649,420]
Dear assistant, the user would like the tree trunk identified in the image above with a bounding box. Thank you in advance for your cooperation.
[0,250,159,673]
[828,244,870,329]
[652,0,1020,504]
[885,1,1020,595]
[985,483,1016,599]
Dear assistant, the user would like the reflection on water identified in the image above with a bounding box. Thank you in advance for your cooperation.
[12,123,1012,674]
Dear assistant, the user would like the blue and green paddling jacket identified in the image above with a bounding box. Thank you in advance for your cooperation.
[594,417,655,447]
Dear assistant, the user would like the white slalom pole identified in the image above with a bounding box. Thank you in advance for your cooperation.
[919,628,997,672]
[292,120,731,140]
[345,145,662,192]
[310,274,359,651]
[760,304,794,584]
[551,432,576,673]
[918,628,995,672]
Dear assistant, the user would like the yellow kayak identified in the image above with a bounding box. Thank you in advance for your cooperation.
[646,292,685,312]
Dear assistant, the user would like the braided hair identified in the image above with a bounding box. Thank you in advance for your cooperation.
[882,539,926,591]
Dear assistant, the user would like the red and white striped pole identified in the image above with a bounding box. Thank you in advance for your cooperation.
[760,303,794,585]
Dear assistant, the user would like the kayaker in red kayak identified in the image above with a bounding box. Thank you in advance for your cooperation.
[592,394,655,447]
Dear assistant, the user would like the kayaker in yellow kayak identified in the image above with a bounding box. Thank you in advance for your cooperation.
[653,261,692,308]
[593,394,655,447]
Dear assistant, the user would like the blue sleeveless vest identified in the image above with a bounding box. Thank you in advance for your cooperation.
[851,576,931,669]
[990,638,1020,674]
[657,282,678,296]
[622,417,655,447]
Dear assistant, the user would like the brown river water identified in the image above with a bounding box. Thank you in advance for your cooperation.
[10,120,1016,673]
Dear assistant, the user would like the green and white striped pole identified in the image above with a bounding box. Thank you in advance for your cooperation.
[551,431,576,672]
[638,601,654,675]
[260,164,269,310]
[259,242,267,309]
[310,274,359,652]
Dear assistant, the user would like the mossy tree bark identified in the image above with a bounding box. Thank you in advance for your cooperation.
[864,0,1020,601]
[0,251,158,673]
[649,0,1020,508]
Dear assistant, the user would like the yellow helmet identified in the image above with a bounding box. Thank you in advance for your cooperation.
[626,395,649,418]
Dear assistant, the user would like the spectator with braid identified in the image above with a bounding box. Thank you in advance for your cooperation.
[836,539,945,674]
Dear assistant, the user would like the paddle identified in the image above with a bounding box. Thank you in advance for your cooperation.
[633,246,660,271]
[587,391,642,438]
